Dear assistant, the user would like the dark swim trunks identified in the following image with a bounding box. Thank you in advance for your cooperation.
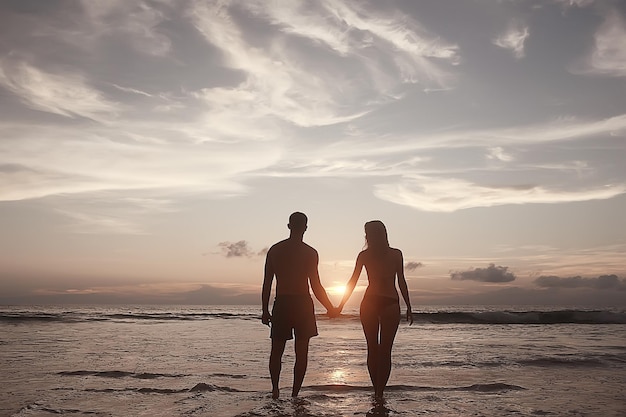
[270,294,318,340]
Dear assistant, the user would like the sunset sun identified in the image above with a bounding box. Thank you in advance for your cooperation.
[329,285,347,297]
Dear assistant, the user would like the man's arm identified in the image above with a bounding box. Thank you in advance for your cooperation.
[308,250,336,314]
[261,250,274,326]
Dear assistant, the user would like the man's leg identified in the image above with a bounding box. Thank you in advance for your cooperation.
[270,338,287,399]
[292,336,310,397]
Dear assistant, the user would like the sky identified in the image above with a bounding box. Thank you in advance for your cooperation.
[0,0,625,307]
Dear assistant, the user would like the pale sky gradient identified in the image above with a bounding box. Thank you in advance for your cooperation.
[1,0,625,307]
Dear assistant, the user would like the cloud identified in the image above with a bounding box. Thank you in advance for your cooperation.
[48,194,178,235]
[218,240,258,258]
[490,243,626,278]
[175,284,260,305]
[1,282,260,305]
[0,122,280,202]
[264,113,626,173]
[0,0,624,219]
[451,264,516,283]
[374,176,626,212]
[79,1,172,56]
[112,84,153,97]
[553,0,595,7]
[493,21,529,59]
[0,0,446,205]
[5,1,174,58]
[189,1,364,130]
[428,285,626,307]
[572,10,626,77]
[534,274,626,291]
[188,0,458,131]
[0,60,119,121]
[363,110,626,153]
[56,209,146,235]
[486,147,513,162]
[258,113,626,212]
[405,261,423,271]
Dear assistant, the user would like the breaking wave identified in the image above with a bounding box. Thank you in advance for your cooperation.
[1,307,625,324]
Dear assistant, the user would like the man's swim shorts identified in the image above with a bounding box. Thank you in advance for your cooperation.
[270,294,318,340]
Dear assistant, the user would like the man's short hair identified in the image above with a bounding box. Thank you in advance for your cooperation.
[289,212,308,230]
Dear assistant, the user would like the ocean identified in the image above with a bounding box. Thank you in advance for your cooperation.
[1,305,624,417]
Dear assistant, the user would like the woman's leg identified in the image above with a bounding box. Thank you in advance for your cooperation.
[360,302,380,393]
[375,303,400,399]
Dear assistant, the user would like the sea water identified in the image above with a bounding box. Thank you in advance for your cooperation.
[1,305,624,416]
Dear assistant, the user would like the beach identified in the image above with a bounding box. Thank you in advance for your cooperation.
[1,305,625,416]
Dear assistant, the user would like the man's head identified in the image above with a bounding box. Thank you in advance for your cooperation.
[288,212,308,234]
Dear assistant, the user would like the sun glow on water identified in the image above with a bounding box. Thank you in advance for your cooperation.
[330,369,346,384]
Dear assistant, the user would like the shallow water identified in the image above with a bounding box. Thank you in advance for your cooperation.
[1,305,625,416]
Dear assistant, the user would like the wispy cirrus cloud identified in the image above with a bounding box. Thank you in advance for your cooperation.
[50,194,178,235]
[189,1,361,129]
[274,114,626,167]
[56,209,146,235]
[69,0,172,56]
[257,113,626,211]
[374,176,625,212]
[188,0,458,132]
[0,60,119,121]
[0,118,280,202]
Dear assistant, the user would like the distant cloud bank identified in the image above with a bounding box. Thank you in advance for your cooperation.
[451,264,516,283]
[534,274,626,291]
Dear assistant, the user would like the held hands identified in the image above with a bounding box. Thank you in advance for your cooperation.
[327,305,342,318]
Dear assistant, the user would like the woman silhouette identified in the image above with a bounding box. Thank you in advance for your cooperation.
[338,220,413,401]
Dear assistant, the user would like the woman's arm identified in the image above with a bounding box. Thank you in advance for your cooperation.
[396,250,413,324]
[338,252,365,311]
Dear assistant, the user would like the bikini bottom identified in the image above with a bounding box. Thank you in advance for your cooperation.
[361,294,400,317]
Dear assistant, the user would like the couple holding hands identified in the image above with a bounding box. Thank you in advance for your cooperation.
[261,212,413,400]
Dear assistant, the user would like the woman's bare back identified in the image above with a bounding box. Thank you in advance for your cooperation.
[361,248,402,299]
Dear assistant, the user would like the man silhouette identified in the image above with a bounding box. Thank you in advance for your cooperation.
[261,212,337,399]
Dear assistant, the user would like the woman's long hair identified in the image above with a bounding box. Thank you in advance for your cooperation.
[364,220,390,253]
